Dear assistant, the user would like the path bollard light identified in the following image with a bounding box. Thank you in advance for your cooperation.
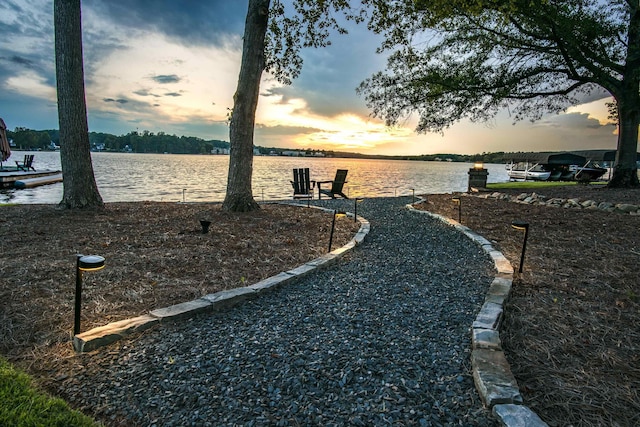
[412,188,415,203]
[328,210,347,252]
[200,220,212,234]
[74,254,105,335]
[182,188,186,203]
[452,196,462,223]
[354,198,363,223]
[511,220,530,273]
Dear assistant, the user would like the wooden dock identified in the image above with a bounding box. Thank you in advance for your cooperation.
[0,168,63,189]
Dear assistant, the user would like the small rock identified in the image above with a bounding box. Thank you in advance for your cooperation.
[615,203,638,213]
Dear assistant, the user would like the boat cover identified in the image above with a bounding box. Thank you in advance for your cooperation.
[504,152,586,165]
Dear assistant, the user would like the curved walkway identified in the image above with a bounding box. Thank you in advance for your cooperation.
[64,197,498,426]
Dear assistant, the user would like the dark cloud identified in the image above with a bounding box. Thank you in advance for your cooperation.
[133,89,161,97]
[540,111,615,129]
[576,87,612,104]
[152,74,181,84]
[103,98,129,104]
[9,55,35,68]
[0,0,55,88]
[164,92,182,97]
[87,0,247,46]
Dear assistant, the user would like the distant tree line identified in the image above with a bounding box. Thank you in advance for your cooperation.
[6,128,230,155]
[290,150,507,163]
[6,127,510,163]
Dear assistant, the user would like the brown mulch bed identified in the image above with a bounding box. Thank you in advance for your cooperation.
[2,188,639,426]
[0,203,359,368]
[415,186,640,427]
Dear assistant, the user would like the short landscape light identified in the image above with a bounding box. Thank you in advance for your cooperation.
[328,210,347,252]
[200,220,212,234]
[511,220,530,274]
[354,198,363,223]
[452,196,462,223]
[412,188,415,203]
[74,254,106,335]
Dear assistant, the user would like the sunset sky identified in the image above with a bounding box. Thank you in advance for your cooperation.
[0,0,620,156]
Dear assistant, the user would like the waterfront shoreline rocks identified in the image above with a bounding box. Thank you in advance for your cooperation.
[478,191,639,215]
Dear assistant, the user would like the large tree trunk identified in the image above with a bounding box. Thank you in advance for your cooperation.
[222,0,271,212]
[609,3,640,188]
[54,0,104,208]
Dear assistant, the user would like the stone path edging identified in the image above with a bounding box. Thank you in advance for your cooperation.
[73,204,370,353]
[406,199,549,427]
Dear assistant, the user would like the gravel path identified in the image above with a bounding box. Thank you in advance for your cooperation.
[65,197,498,426]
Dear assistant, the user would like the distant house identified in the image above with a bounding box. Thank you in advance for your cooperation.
[281,150,304,157]
[211,148,230,155]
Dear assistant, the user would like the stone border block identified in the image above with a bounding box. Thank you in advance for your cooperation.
[305,253,337,268]
[487,250,515,275]
[331,240,356,256]
[493,404,549,427]
[73,314,159,353]
[472,349,523,407]
[472,328,502,350]
[248,272,295,293]
[286,263,317,279]
[486,277,512,306]
[473,301,504,330]
[150,298,212,320]
[464,231,493,246]
[201,287,257,311]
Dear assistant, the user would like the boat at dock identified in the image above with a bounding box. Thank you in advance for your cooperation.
[505,151,609,182]
[505,162,552,181]
[14,173,63,188]
[0,168,63,189]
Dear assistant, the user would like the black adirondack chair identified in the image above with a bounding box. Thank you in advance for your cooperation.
[15,154,35,171]
[317,169,348,199]
[291,168,315,199]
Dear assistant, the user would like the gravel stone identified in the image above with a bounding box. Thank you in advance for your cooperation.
[64,197,498,426]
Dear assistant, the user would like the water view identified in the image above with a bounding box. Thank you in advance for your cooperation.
[1,151,510,204]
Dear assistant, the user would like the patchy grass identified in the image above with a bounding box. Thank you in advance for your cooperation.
[0,356,97,426]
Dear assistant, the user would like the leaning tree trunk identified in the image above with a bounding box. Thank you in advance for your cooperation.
[609,3,640,188]
[222,0,271,212]
[54,0,104,208]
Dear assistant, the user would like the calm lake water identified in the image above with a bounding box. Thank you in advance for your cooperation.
[1,151,509,204]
